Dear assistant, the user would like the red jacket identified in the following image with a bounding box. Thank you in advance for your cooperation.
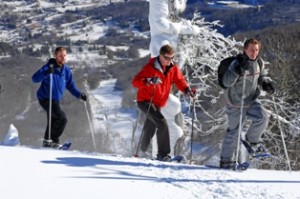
[132,57,188,108]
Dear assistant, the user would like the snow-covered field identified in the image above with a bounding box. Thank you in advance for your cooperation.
[0,145,300,199]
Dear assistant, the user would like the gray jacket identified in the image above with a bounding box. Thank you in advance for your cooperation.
[222,55,269,107]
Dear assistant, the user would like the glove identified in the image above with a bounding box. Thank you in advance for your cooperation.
[236,54,247,66]
[80,93,87,101]
[261,81,275,94]
[185,87,196,98]
[45,58,57,74]
[45,66,54,74]
[146,77,162,85]
[234,54,248,76]
[48,58,57,67]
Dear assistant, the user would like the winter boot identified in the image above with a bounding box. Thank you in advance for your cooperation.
[42,140,62,149]
[51,142,63,149]
[156,154,172,162]
[250,142,268,157]
[242,138,269,157]
[220,158,236,169]
[42,140,52,148]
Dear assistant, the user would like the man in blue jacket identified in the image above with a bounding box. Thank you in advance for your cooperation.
[32,47,87,148]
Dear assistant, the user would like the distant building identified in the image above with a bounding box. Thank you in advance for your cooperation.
[216,1,239,6]
[188,0,273,6]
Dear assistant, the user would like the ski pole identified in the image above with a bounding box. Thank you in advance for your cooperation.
[190,98,196,164]
[47,65,53,144]
[272,95,291,171]
[134,85,156,157]
[82,79,97,151]
[235,74,246,169]
[84,101,97,152]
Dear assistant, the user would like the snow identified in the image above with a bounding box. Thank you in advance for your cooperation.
[1,124,19,146]
[0,145,300,199]
[138,48,150,57]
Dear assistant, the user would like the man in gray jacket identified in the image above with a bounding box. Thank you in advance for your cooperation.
[220,38,275,169]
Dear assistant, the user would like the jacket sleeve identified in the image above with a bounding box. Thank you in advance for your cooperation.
[132,65,150,89]
[65,68,81,99]
[257,58,272,85]
[222,60,240,88]
[173,65,189,92]
[32,65,50,83]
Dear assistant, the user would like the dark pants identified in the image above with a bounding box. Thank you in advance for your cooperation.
[138,101,170,157]
[39,100,68,143]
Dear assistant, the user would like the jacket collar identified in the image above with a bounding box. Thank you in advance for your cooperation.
[153,56,174,76]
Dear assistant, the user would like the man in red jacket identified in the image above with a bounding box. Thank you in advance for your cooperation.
[132,44,195,161]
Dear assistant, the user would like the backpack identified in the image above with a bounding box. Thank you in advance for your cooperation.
[217,55,263,89]
[217,56,237,89]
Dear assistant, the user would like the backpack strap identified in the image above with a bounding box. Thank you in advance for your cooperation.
[257,56,264,72]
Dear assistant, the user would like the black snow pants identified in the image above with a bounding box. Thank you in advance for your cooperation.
[39,100,67,143]
[138,101,170,157]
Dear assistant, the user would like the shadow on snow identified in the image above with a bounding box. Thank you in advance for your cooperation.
[41,156,300,184]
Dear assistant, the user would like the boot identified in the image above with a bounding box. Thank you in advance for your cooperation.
[220,158,236,169]
[250,142,268,157]
[156,154,171,162]
[42,140,62,149]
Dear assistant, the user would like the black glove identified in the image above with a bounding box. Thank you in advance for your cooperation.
[146,77,162,85]
[80,93,87,101]
[234,54,248,76]
[48,58,57,67]
[185,87,196,98]
[45,58,57,74]
[236,54,247,66]
[45,66,54,74]
[261,81,275,94]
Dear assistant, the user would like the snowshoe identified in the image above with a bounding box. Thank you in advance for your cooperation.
[42,140,71,150]
[219,158,250,170]
[241,139,270,158]
[154,155,183,163]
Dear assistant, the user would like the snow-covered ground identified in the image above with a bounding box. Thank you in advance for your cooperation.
[0,145,300,199]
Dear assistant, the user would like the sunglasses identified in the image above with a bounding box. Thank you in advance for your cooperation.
[163,55,174,61]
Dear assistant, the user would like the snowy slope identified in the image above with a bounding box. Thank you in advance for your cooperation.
[1,146,300,199]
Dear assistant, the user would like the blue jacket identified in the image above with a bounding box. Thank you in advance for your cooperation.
[32,63,81,101]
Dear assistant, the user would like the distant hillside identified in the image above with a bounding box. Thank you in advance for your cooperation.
[185,1,300,36]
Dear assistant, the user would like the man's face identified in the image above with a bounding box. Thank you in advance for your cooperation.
[160,53,174,66]
[244,43,260,60]
[54,50,67,66]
